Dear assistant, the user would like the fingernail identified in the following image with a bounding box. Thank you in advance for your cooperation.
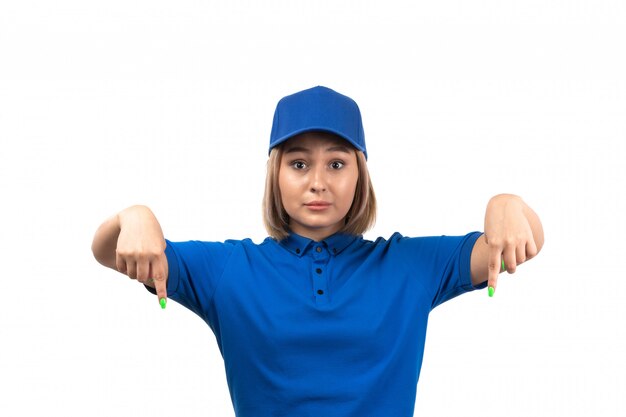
[501,259,506,272]
[160,298,167,309]
[488,286,495,297]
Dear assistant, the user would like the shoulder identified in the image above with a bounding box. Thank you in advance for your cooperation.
[166,236,277,255]
[362,232,451,247]
[362,231,481,256]
[167,236,270,247]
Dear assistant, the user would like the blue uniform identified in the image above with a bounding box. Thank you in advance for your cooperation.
[146,231,484,416]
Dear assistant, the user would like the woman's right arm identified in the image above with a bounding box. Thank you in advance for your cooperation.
[91,205,169,305]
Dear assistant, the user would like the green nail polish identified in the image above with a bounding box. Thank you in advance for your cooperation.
[501,259,505,272]
[488,286,495,297]
[160,298,167,309]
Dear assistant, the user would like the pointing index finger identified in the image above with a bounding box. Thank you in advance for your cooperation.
[151,254,168,309]
[487,247,503,297]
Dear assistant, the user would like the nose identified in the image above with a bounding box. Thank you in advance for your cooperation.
[310,165,327,192]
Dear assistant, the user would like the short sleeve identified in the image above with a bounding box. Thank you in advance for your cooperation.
[392,231,484,310]
[145,239,236,323]
[431,231,485,308]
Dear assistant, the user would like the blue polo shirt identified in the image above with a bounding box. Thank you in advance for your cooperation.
[146,231,484,416]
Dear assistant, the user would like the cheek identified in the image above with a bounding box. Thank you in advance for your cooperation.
[278,170,299,204]
[337,172,359,207]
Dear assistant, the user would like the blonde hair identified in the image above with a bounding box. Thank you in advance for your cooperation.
[262,144,377,241]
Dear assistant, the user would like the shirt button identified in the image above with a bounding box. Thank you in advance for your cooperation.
[296,248,301,254]
[332,248,338,254]
[316,268,322,274]
[316,247,322,253]
[317,289,324,295]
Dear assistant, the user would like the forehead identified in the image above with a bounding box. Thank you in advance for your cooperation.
[282,131,351,150]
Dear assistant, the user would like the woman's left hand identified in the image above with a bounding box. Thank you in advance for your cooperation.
[473,194,544,294]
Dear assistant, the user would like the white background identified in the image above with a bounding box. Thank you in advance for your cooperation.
[1,1,624,416]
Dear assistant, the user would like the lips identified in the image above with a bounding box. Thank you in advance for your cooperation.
[304,201,331,211]
[305,201,331,207]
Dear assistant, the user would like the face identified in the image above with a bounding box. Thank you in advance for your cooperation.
[278,132,359,241]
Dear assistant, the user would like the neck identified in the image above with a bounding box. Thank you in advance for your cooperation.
[289,224,341,242]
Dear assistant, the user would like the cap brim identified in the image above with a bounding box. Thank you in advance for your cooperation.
[270,127,367,155]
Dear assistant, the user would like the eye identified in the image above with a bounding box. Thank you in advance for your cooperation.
[330,161,344,170]
[291,161,307,170]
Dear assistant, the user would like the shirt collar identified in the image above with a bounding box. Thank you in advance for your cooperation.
[279,231,359,257]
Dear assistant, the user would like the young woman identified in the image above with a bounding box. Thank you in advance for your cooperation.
[92,86,544,417]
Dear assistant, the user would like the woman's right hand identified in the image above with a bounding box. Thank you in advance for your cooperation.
[92,205,168,306]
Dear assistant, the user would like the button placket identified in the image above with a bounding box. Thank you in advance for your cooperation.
[312,245,329,303]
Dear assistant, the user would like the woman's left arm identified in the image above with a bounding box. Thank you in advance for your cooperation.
[470,194,544,292]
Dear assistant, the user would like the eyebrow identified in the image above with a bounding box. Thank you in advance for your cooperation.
[284,145,351,154]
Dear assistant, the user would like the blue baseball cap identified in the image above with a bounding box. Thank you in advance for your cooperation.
[269,86,367,159]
